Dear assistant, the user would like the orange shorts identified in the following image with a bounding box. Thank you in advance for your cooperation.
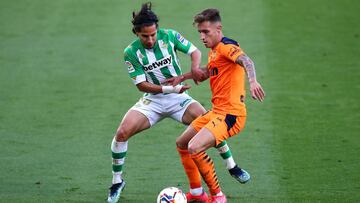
[191,110,246,146]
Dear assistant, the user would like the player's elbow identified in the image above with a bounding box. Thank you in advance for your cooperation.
[191,49,201,60]
[136,82,148,92]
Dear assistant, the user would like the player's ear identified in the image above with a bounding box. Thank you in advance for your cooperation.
[216,23,222,31]
[215,22,222,34]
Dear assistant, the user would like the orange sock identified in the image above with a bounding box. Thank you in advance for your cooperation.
[177,147,202,189]
[191,151,221,195]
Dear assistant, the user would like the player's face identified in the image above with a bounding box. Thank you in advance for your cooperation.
[137,24,157,49]
[197,21,221,48]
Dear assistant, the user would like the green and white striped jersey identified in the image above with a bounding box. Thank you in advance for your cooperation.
[124,28,197,86]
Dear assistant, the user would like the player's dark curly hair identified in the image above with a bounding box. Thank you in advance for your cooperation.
[193,8,221,24]
[132,2,159,34]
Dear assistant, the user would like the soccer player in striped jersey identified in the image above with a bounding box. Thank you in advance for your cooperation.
[107,3,246,203]
[166,8,266,203]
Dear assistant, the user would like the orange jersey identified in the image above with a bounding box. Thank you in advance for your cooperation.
[207,37,246,116]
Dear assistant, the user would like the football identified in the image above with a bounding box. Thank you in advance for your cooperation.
[156,187,187,203]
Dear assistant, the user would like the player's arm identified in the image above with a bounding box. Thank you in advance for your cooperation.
[235,54,265,101]
[163,67,209,86]
[171,29,207,84]
[136,81,190,94]
[190,49,207,84]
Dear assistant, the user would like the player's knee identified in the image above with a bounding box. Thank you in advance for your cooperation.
[115,127,131,141]
[188,143,199,155]
[176,136,187,149]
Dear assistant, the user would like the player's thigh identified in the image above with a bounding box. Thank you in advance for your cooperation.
[131,97,163,126]
[167,93,204,125]
[176,125,198,149]
[177,111,212,150]
[189,112,228,151]
[181,101,206,125]
[116,109,151,141]
[188,127,216,154]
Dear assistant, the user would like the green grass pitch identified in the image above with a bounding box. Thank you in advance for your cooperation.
[1,0,360,202]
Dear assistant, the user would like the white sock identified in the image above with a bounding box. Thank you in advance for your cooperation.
[224,156,236,169]
[215,191,224,196]
[112,172,122,184]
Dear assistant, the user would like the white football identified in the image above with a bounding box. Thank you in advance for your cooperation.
[156,187,187,203]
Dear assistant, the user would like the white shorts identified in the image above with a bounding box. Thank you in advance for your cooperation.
[130,93,198,126]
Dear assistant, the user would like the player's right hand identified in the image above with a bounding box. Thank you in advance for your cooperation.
[163,76,182,86]
[162,75,184,86]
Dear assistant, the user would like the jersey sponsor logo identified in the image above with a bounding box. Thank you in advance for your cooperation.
[210,67,218,76]
[143,55,172,71]
[240,95,245,103]
[176,33,189,46]
[125,61,135,73]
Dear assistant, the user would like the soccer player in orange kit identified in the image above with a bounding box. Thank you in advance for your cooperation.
[165,8,265,203]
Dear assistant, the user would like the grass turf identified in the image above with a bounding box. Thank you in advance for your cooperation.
[0,0,359,202]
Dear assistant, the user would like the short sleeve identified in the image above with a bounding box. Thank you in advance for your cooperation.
[170,29,197,55]
[124,47,146,85]
[219,44,244,63]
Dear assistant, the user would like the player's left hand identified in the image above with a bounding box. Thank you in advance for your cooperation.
[192,67,208,85]
[179,84,191,93]
[249,80,265,102]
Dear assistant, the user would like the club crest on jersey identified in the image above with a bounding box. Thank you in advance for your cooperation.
[161,41,168,49]
[125,61,135,73]
[143,55,172,71]
[176,33,188,46]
